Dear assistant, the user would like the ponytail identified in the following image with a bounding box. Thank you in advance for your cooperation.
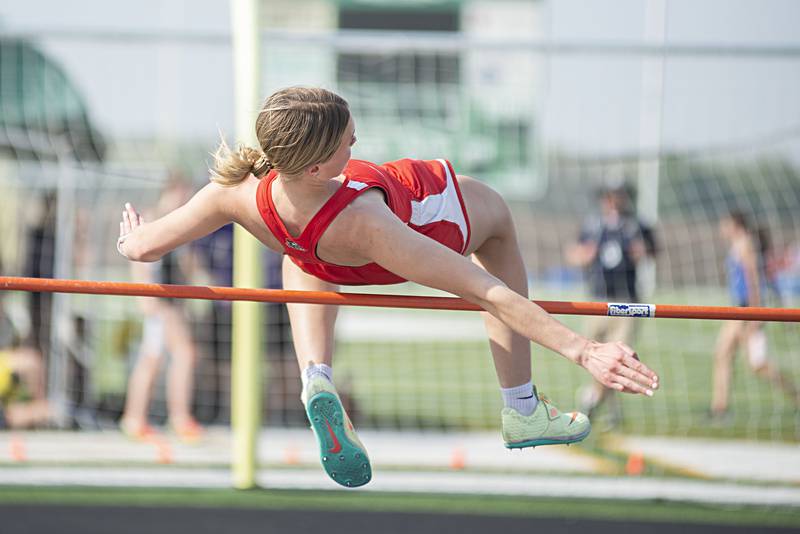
[210,136,273,186]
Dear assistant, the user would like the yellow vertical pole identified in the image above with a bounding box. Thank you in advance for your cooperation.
[230,0,262,490]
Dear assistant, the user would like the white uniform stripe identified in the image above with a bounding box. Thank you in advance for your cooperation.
[409,159,468,248]
[347,180,369,191]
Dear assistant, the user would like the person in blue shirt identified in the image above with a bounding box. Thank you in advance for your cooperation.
[711,211,798,421]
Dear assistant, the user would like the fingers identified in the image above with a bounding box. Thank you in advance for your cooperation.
[609,377,648,395]
[617,342,637,358]
[622,354,659,384]
[602,342,659,396]
[121,203,143,235]
[617,342,658,382]
[584,341,660,397]
[613,365,656,396]
[122,209,131,234]
[125,202,143,226]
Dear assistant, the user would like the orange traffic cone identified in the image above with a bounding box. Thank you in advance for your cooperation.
[155,439,173,464]
[449,446,466,470]
[284,443,300,465]
[9,434,26,462]
[625,451,645,476]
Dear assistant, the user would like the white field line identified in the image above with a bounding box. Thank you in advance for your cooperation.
[0,467,797,507]
[0,429,601,474]
[606,435,800,484]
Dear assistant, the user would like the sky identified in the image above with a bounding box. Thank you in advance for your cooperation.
[1,0,799,158]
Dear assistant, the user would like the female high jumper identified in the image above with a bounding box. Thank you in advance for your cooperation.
[116,87,659,488]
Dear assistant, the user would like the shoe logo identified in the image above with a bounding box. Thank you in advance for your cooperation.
[324,419,342,453]
[550,408,558,418]
[569,412,578,425]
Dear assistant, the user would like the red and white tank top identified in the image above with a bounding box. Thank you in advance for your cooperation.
[256,158,472,286]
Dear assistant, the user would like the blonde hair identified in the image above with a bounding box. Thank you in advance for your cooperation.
[211,87,350,185]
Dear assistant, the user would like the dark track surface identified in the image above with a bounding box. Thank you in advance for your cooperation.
[2,504,795,534]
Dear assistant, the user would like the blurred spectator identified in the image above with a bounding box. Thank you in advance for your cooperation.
[0,296,52,429]
[711,211,799,422]
[779,244,800,306]
[24,192,57,358]
[192,223,234,423]
[193,225,304,425]
[764,237,800,308]
[565,184,655,427]
[120,174,204,443]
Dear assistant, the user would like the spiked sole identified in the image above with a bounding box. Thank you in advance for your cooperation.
[504,426,591,449]
[306,392,372,488]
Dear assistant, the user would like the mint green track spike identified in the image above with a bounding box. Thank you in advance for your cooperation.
[306,391,372,488]
[502,387,592,450]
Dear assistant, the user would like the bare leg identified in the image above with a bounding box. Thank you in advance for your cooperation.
[8,347,47,400]
[122,354,161,427]
[6,400,51,428]
[459,176,530,388]
[5,347,52,427]
[122,314,163,429]
[162,305,198,426]
[711,320,743,414]
[282,255,340,370]
[743,323,800,406]
[753,362,800,406]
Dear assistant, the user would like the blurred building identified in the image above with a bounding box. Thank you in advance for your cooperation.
[0,38,106,163]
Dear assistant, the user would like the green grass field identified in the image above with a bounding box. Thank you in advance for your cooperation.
[0,486,797,528]
[333,297,800,442]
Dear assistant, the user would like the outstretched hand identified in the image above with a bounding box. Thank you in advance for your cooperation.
[117,202,144,257]
[120,202,144,236]
[579,341,659,396]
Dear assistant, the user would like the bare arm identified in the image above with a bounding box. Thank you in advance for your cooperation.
[334,200,659,396]
[628,237,646,263]
[565,241,597,267]
[117,183,234,262]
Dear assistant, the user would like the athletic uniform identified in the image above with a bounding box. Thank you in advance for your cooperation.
[256,158,471,285]
[726,248,768,368]
[578,213,644,349]
[726,251,766,308]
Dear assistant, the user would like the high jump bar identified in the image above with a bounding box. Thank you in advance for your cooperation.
[1,276,798,322]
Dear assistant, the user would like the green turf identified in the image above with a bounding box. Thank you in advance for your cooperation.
[332,287,800,441]
[0,486,796,528]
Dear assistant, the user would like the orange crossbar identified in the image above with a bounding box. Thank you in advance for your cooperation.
[1,276,799,322]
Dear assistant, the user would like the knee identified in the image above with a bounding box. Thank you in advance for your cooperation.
[13,348,44,375]
[137,354,162,373]
[750,360,770,376]
[173,344,198,366]
[713,347,734,365]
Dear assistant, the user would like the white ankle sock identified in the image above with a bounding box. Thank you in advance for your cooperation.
[302,362,333,387]
[501,380,538,416]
